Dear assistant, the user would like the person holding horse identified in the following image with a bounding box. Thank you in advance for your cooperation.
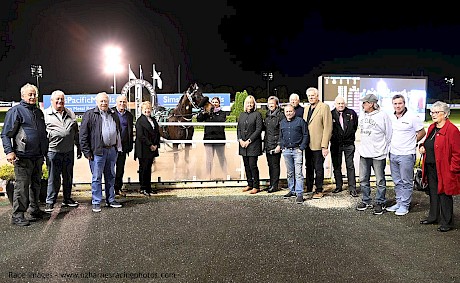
[238,95,263,194]
[134,101,161,196]
[197,96,228,180]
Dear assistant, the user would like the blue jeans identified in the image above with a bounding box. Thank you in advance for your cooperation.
[89,147,117,205]
[46,150,75,204]
[283,148,304,196]
[359,157,387,205]
[389,153,415,209]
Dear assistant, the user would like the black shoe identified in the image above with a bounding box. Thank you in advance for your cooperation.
[62,198,79,207]
[141,190,151,196]
[29,210,46,220]
[267,187,278,193]
[11,216,30,226]
[437,227,452,232]
[420,219,437,225]
[296,195,304,204]
[373,204,385,215]
[44,203,54,213]
[332,188,342,194]
[283,191,296,198]
[349,190,358,197]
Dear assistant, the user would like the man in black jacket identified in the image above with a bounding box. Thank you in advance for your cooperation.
[330,96,359,197]
[80,92,123,212]
[1,83,49,226]
[112,95,134,196]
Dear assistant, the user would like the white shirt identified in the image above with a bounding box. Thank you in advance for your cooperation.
[390,109,424,155]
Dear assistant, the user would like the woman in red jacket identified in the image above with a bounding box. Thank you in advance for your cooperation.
[419,101,460,232]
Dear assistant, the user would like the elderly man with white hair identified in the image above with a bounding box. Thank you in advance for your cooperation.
[330,95,359,197]
[43,90,82,213]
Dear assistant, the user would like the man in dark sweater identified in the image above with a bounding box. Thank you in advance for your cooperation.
[279,104,309,203]
[112,95,134,196]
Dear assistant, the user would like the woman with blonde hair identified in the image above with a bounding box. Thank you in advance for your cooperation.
[134,101,161,196]
[237,95,263,194]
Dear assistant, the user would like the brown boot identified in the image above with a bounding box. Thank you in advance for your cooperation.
[250,188,260,194]
[242,186,252,192]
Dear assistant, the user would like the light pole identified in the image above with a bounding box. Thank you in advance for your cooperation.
[262,72,273,97]
[445,77,454,104]
[30,64,42,89]
[104,46,122,94]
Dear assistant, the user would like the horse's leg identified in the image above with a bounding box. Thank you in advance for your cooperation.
[184,144,190,163]
[184,144,190,176]
[173,143,179,174]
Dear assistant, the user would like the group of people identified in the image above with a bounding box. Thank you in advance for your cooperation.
[236,88,459,232]
[3,83,459,232]
[2,84,161,226]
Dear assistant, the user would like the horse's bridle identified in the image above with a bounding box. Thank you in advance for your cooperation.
[185,84,200,109]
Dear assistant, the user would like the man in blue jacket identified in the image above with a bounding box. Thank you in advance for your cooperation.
[1,83,49,226]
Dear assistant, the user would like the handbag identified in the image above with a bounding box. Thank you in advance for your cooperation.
[413,157,428,193]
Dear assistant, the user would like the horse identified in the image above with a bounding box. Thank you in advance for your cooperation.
[157,82,211,173]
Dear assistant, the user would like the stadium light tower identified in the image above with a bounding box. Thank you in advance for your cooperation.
[104,46,122,94]
[445,77,454,104]
[30,64,43,90]
[262,72,273,97]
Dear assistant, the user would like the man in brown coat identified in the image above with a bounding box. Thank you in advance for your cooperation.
[303,87,333,199]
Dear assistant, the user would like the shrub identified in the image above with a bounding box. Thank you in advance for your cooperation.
[0,163,48,180]
[0,164,15,181]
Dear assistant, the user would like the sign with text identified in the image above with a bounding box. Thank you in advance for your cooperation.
[157,93,230,110]
[43,93,231,113]
[42,94,119,113]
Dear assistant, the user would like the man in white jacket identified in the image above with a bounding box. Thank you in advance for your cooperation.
[356,93,392,215]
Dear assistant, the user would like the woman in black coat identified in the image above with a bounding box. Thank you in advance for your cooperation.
[263,96,285,193]
[134,101,160,196]
[237,95,263,194]
[196,96,228,179]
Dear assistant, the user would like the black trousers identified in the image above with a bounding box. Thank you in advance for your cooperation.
[304,148,325,193]
[242,156,259,189]
[13,157,43,217]
[426,163,454,228]
[138,157,154,193]
[115,152,127,193]
[330,144,356,191]
[266,151,281,190]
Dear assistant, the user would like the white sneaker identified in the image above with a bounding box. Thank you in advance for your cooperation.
[395,207,409,216]
[386,204,400,212]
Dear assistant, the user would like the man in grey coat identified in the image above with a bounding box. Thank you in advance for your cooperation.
[43,90,82,213]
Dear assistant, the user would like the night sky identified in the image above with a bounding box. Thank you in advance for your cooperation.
[1,0,460,101]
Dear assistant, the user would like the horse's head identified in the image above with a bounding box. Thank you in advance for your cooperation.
[198,96,213,114]
[186,82,206,109]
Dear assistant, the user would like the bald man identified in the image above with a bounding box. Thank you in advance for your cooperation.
[330,96,359,197]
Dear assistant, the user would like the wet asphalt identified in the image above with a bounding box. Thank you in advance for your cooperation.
[0,187,459,283]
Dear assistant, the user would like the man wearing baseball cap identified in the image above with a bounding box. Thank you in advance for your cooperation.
[356,93,393,215]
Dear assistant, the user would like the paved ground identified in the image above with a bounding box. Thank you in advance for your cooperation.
[0,185,459,283]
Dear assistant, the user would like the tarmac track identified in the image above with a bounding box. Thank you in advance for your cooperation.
[0,187,459,283]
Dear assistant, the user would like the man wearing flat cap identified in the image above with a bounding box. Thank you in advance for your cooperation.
[356,93,392,215]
